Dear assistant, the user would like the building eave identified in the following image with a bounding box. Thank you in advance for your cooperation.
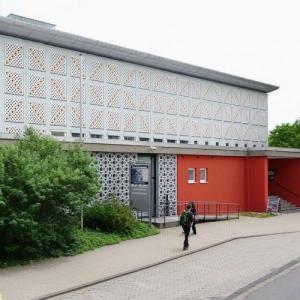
[0,16,279,93]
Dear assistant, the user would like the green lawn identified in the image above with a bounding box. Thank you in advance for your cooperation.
[240,212,277,218]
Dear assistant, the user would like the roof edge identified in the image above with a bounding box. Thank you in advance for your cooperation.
[0,15,279,93]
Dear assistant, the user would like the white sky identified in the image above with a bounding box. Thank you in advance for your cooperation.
[1,0,299,130]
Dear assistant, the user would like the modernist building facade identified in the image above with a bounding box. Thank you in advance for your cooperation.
[0,14,299,216]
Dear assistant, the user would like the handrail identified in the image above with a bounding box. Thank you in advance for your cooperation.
[272,181,300,199]
[177,201,240,222]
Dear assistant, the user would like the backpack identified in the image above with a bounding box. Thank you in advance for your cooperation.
[180,210,189,226]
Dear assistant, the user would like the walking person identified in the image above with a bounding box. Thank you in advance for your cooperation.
[180,204,194,251]
[191,202,197,235]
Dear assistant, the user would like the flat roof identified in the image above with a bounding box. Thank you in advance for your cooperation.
[1,137,299,158]
[0,15,279,93]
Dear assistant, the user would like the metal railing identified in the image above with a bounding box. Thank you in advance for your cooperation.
[177,201,240,222]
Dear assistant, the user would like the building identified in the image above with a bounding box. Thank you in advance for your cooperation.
[0,14,299,218]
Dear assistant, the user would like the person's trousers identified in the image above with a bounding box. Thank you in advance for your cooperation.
[192,221,196,234]
[182,225,191,248]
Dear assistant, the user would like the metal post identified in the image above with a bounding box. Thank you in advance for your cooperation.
[227,204,229,220]
[79,54,83,143]
[79,54,84,230]
[163,204,166,228]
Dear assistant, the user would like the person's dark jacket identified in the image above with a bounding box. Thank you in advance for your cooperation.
[183,209,194,227]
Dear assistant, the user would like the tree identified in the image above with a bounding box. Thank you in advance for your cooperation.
[269,119,300,148]
[0,129,100,259]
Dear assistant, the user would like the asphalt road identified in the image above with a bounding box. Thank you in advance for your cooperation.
[50,232,300,300]
[243,263,300,300]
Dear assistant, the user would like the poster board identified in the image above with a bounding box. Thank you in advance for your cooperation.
[267,196,280,213]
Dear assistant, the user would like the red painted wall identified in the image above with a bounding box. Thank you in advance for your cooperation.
[245,157,268,212]
[177,155,268,213]
[269,159,300,206]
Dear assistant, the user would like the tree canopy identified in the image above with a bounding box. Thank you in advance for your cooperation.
[0,129,100,259]
[269,119,300,148]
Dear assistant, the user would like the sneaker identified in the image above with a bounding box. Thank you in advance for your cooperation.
[183,247,188,251]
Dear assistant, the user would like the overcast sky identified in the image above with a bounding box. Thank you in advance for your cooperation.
[1,0,299,130]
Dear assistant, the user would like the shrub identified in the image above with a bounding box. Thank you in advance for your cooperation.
[0,129,100,259]
[84,199,136,234]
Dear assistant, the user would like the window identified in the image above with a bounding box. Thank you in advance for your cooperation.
[216,142,219,146]
[226,143,229,147]
[205,141,209,145]
[154,138,163,143]
[244,144,248,148]
[139,137,149,142]
[188,168,196,183]
[200,168,207,183]
[124,136,135,141]
[51,131,65,137]
[90,134,102,139]
[72,133,85,138]
[235,143,239,147]
[180,140,188,144]
[167,139,176,143]
[194,141,198,145]
[253,144,256,148]
[108,135,120,140]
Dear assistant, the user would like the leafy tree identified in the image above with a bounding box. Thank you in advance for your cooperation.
[0,129,100,259]
[269,119,300,148]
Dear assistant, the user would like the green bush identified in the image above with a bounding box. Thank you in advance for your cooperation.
[84,199,136,234]
[0,129,100,260]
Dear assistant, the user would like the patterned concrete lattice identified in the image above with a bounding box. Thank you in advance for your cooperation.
[29,74,46,98]
[93,153,137,203]
[5,43,23,67]
[51,52,67,75]
[0,36,269,145]
[5,99,23,123]
[29,47,46,72]
[158,154,177,216]
[5,70,23,95]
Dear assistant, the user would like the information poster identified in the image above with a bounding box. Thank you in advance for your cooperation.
[131,165,149,185]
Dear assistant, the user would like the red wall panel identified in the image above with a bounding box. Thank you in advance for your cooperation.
[177,155,268,213]
[246,157,268,211]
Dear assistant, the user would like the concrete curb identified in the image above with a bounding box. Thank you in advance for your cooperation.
[34,230,300,300]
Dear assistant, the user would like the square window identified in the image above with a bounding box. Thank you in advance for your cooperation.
[188,168,196,183]
[167,139,176,143]
[154,138,163,143]
[200,168,207,183]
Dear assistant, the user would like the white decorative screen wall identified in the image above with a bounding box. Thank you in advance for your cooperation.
[0,34,268,146]
[93,153,137,203]
[158,154,177,216]
[92,152,177,216]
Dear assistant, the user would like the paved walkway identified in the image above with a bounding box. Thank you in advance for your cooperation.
[50,232,300,300]
[1,213,300,300]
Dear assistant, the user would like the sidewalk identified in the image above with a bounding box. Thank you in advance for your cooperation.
[1,213,300,300]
